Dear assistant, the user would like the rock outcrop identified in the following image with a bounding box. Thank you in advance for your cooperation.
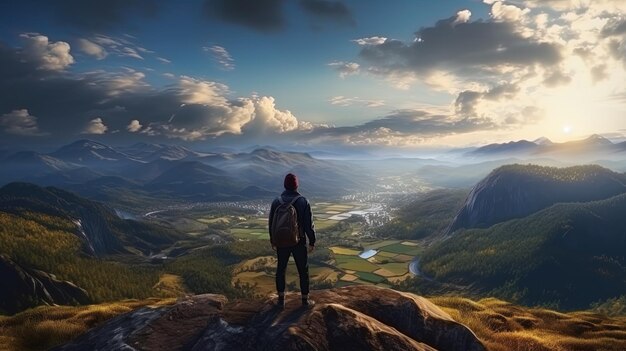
[0,255,90,315]
[53,285,485,351]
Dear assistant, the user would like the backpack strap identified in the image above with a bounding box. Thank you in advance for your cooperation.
[279,195,301,205]
[288,195,301,205]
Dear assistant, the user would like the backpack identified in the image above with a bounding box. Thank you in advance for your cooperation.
[271,195,301,248]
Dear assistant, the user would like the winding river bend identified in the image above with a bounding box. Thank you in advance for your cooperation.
[408,258,421,276]
[408,257,434,281]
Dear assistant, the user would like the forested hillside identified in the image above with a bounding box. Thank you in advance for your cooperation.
[0,183,272,314]
[448,164,626,234]
[422,192,626,309]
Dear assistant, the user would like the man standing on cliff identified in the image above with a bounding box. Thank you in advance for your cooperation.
[268,173,316,308]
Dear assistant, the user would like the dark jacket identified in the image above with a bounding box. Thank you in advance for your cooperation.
[268,190,316,246]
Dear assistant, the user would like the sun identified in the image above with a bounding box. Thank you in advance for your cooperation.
[562,125,572,134]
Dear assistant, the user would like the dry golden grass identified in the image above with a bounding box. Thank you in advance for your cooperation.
[152,273,188,297]
[310,267,340,282]
[386,272,412,283]
[0,298,175,351]
[232,255,276,274]
[431,296,626,351]
[2,293,624,351]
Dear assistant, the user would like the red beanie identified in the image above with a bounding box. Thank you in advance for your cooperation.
[284,173,298,190]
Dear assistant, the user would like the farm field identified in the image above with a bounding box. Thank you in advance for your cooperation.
[167,200,420,296]
[235,239,422,295]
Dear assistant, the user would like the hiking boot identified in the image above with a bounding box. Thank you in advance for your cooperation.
[302,298,315,307]
[276,296,285,308]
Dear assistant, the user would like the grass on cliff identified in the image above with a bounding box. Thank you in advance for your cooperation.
[432,296,626,351]
[0,298,175,351]
[2,293,625,351]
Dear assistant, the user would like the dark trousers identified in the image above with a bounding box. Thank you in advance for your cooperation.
[276,243,309,295]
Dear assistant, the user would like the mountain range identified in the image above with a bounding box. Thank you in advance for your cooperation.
[4,135,626,206]
[467,134,626,160]
[0,140,369,207]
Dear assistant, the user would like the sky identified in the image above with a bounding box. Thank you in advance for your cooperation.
[1,0,626,152]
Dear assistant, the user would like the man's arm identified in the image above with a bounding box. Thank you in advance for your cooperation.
[268,200,277,245]
[302,199,316,246]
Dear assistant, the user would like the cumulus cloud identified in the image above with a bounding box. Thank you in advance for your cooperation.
[488,1,530,22]
[357,18,562,86]
[204,45,235,70]
[83,117,108,134]
[337,3,622,139]
[243,96,301,134]
[127,119,142,132]
[299,0,355,26]
[204,0,285,32]
[20,33,74,71]
[328,61,360,78]
[0,109,46,136]
[77,38,107,59]
[125,76,312,140]
[453,9,472,25]
[177,76,229,105]
[0,37,320,143]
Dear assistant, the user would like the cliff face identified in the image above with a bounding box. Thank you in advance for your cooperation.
[0,255,90,314]
[447,164,626,234]
[52,285,485,351]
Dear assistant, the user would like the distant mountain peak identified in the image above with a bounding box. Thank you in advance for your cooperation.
[469,139,538,156]
[251,147,276,153]
[54,139,119,155]
[533,137,553,145]
[51,139,142,166]
[585,134,613,145]
[250,148,282,158]
[65,139,110,150]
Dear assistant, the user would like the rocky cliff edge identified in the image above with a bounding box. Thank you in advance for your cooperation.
[52,285,485,351]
